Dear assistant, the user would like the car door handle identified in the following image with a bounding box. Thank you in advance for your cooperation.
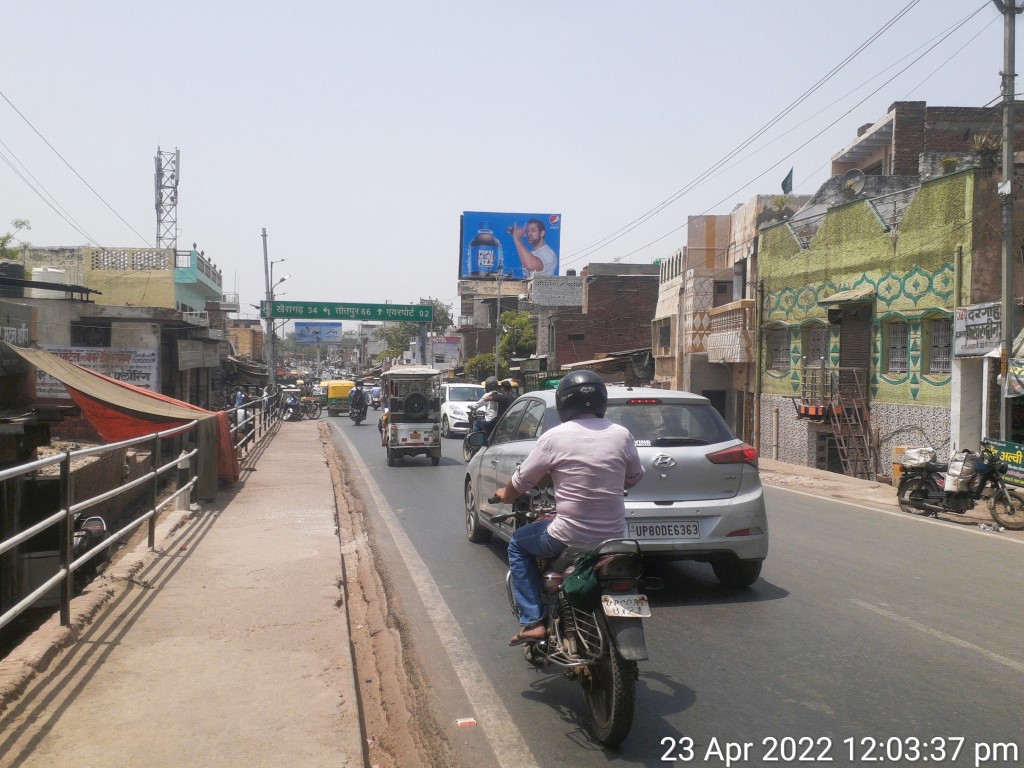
[490,459,499,466]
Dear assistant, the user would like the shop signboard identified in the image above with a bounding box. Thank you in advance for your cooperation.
[38,346,159,399]
[982,438,1024,489]
[953,301,1001,357]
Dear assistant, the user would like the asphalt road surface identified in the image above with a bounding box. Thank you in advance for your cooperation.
[328,414,1023,768]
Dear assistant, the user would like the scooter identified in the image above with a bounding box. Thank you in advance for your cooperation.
[462,404,488,462]
[897,444,1024,529]
[73,514,110,590]
[487,491,657,747]
[371,393,383,411]
[282,394,302,422]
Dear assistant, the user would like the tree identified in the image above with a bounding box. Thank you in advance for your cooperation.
[0,219,31,262]
[375,323,413,361]
[497,310,535,364]
[464,353,498,382]
[373,296,455,362]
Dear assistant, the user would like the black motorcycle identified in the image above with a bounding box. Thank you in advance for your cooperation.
[73,515,110,590]
[897,444,1024,530]
[349,398,368,426]
[486,491,656,747]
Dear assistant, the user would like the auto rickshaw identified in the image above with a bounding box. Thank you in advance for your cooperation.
[325,379,356,417]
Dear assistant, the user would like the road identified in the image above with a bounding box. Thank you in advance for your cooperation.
[328,414,1024,768]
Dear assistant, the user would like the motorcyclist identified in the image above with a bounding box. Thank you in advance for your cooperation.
[371,382,383,404]
[493,370,644,646]
[470,376,515,437]
[350,380,368,415]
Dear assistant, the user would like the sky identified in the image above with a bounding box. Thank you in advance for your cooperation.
[0,1,1011,325]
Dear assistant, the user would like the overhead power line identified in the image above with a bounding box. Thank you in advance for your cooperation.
[0,87,151,246]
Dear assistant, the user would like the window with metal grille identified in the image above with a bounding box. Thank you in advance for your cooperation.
[768,329,790,371]
[803,325,829,366]
[887,321,909,373]
[929,317,952,374]
[657,320,671,351]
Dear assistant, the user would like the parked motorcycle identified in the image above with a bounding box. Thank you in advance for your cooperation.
[487,490,656,747]
[73,514,110,590]
[897,444,1024,529]
[282,394,302,422]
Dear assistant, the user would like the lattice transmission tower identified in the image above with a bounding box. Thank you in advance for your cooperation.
[154,147,180,249]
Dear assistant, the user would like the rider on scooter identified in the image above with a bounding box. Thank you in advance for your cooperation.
[492,370,645,646]
[471,376,515,437]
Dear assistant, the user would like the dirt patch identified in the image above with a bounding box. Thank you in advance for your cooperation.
[322,426,460,768]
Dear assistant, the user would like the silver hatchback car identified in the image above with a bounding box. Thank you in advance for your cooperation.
[463,386,768,587]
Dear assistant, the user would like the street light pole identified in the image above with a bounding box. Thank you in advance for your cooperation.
[494,260,504,380]
[262,229,275,389]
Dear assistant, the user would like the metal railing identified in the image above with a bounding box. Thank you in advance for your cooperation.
[0,422,199,632]
[225,393,280,458]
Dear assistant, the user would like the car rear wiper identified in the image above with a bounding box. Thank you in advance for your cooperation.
[652,437,709,447]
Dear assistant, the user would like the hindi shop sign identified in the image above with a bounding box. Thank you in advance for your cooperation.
[953,301,1002,357]
[261,301,433,324]
[38,346,159,399]
[983,438,1024,490]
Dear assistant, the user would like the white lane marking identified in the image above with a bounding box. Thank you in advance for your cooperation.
[851,599,1024,674]
[333,426,539,768]
[765,484,1024,546]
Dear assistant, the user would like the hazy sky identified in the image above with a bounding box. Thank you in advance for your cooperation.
[0,1,1008,323]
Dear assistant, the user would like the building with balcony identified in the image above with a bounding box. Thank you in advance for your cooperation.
[756,100,1024,478]
[8,245,236,411]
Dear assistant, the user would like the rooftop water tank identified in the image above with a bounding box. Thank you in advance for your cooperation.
[27,267,68,299]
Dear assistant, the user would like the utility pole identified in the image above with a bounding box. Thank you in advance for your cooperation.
[996,0,1024,440]
[494,259,505,379]
[262,228,276,390]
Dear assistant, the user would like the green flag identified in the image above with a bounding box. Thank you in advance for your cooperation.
[781,167,794,194]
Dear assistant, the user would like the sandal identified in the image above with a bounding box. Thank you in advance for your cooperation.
[508,626,547,646]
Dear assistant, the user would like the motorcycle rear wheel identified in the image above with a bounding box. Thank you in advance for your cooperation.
[990,487,1024,530]
[582,618,636,747]
[897,477,934,515]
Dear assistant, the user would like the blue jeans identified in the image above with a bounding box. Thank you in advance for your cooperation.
[507,518,567,628]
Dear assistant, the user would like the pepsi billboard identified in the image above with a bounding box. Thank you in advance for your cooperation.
[460,211,562,280]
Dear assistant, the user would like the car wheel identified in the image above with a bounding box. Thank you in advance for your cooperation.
[712,559,762,588]
[441,416,451,439]
[386,448,396,467]
[465,480,492,543]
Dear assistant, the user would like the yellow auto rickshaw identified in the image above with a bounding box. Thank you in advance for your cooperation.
[325,379,356,416]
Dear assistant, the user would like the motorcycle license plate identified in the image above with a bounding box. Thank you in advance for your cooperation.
[601,594,651,618]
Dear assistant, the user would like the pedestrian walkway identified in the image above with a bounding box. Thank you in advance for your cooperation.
[0,420,364,768]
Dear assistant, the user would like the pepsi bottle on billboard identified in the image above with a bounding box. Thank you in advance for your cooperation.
[465,222,503,277]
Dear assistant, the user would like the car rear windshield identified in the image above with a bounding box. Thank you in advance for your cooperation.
[449,386,484,401]
[604,402,734,446]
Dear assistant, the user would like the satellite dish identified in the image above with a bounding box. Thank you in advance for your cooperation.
[841,168,866,196]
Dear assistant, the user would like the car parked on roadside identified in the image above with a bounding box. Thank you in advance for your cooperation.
[463,386,768,587]
[439,382,486,438]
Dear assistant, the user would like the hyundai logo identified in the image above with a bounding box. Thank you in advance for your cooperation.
[652,454,676,468]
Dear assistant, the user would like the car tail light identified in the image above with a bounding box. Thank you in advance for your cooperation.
[625,398,662,405]
[706,442,758,467]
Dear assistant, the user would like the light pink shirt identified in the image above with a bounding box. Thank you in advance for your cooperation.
[510,415,644,547]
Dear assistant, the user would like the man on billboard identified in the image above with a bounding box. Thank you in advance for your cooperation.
[511,218,558,277]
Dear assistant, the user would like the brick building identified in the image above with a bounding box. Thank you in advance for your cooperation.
[547,263,659,373]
